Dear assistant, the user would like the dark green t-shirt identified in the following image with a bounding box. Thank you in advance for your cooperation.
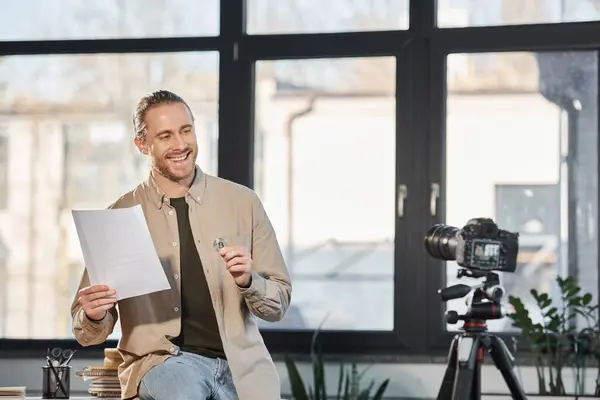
[170,197,225,359]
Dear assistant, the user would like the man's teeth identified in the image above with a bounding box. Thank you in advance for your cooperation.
[169,153,188,161]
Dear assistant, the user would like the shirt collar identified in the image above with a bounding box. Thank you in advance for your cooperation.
[145,165,207,209]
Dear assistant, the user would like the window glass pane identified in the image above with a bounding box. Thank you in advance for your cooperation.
[247,0,408,34]
[0,52,219,339]
[438,0,600,27]
[254,57,396,331]
[1,0,218,40]
[444,51,598,332]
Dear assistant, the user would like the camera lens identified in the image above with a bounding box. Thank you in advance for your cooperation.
[424,224,459,261]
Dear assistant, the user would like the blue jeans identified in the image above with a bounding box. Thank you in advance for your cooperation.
[139,351,238,400]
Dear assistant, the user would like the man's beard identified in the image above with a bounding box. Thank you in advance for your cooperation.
[151,150,196,183]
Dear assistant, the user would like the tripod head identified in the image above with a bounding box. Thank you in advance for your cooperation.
[439,269,508,332]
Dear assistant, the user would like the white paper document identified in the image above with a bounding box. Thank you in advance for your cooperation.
[72,205,171,300]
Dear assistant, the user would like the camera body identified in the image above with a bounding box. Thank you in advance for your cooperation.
[425,217,519,273]
[455,218,519,272]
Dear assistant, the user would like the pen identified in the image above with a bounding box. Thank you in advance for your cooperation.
[46,355,68,396]
[62,349,76,366]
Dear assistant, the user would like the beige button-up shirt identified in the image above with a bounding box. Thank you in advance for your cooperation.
[71,167,292,400]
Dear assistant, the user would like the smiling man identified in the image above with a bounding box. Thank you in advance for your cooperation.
[71,90,292,400]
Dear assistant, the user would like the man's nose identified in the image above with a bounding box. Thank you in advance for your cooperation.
[171,133,186,149]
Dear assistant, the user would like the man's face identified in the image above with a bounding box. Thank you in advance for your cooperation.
[135,102,198,183]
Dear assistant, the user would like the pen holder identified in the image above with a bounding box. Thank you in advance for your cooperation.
[42,365,71,399]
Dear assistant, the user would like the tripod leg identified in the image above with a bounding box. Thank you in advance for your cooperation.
[437,335,459,400]
[488,335,528,400]
[471,347,484,400]
[451,335,481,400]
[437,334,481,400]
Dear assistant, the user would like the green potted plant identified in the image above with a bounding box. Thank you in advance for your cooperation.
[508,275,600,397]
[283,328,389,400]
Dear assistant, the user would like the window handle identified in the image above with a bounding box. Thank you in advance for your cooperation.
[397,184,408,217]
[430,183,440,217]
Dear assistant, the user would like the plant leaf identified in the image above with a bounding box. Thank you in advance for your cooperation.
[372,379,390,400]
[343,370,350,400]
[335,364,344,400]
[544,307,558,318]
[357,380,375,400]
[284,353,310,400]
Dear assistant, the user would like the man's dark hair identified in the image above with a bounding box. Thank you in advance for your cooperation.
[132,90,194,141]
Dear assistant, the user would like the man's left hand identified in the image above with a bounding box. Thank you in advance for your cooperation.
[220,245,253,288]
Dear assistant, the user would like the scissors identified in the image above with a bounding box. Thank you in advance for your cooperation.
[48,347,75,366]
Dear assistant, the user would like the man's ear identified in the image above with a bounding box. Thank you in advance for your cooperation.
[134,137,149,155]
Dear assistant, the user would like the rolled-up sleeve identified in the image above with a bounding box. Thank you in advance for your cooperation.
[239,194,292,322]
[71,268,118,345]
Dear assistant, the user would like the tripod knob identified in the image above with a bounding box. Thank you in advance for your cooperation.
[485,285,505,301]
[445,310,459,324]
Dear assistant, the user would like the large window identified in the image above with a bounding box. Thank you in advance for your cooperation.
[0,52,219,339]
[442,51,598,332]
[2,0,600,357]
[253,57,396,331]
[0,0,219,40]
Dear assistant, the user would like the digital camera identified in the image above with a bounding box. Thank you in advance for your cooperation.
[424,217,519,273]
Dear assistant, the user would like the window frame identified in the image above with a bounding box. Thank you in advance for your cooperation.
[0,0,600,359]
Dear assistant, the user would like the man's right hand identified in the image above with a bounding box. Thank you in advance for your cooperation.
[77,284,117,321]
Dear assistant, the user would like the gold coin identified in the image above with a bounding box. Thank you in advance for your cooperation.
[212,238,227,252]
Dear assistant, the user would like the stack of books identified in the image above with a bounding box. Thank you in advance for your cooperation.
[0,386,25,399]
[75,348,122,398]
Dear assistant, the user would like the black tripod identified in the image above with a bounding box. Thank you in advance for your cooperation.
[436,270,528,400]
